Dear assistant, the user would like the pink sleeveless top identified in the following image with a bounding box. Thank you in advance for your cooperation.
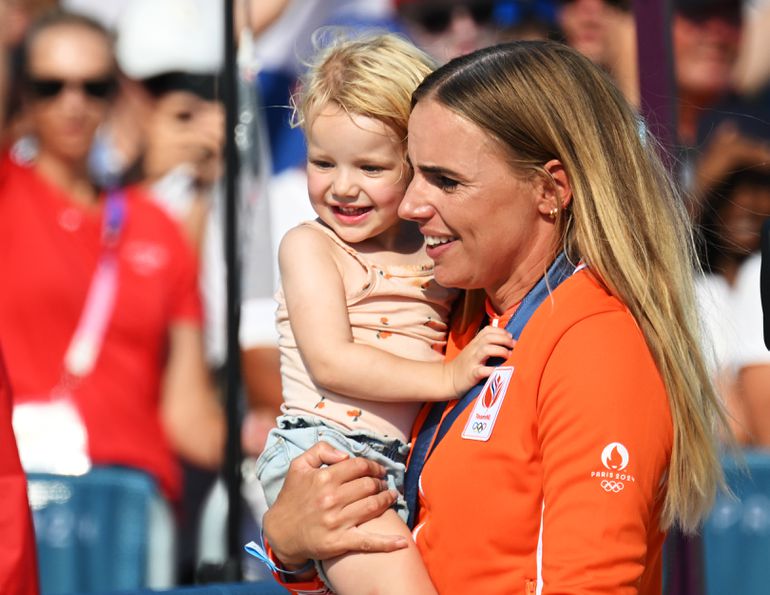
[276,220,457,441]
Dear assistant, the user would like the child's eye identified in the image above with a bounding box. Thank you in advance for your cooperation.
[310,160,333,169]
[361,164,384,173]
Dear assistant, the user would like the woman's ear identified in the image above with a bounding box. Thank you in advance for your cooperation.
[537,159,572,217]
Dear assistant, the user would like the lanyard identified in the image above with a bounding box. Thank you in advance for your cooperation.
[404,252,577,528]
[63,190,126,379]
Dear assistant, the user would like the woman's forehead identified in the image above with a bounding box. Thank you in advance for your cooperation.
[28,25,113,77]
[407,101,509,167]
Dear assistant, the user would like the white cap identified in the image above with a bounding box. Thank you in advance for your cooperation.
[115,0,224,80]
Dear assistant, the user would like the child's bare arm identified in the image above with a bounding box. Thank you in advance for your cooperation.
[443,325,517,395]
[324,509,437,595]
[279,226,514,402]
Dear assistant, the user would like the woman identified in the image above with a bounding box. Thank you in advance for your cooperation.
[0,10,224,501]
[262,41,726,593]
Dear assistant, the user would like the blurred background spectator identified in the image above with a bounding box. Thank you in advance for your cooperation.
[495,0,561,42]
[394,0,502,63]
[111,0,231,583]
[732,0,770,94]
[0,344,39,595]
[695,165,770,442]
[114,0,224,250]
[677,0,770,449]
[555,0,638,105]
[673,0,745,180]
[0,0,58,145]
[732,250,770,445]
[0,7,224,588]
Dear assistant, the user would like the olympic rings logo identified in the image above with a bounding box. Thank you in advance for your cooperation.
[601,480,624,493]
[471,421,487,432]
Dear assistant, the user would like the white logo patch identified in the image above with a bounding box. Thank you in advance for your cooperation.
[601,442,629,471]
[590,442,636,493]
[124,241,169,276]
[461,367,513,442]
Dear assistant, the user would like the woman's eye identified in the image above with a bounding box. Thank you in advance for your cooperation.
[175,110,194,123]
[436,175,459,191]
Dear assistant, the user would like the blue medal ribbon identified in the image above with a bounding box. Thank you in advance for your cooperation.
[404,252,577,528]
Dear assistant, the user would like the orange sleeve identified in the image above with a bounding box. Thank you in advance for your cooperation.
[537,311,672,594]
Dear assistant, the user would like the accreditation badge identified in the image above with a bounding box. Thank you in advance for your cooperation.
[461,366,513,441]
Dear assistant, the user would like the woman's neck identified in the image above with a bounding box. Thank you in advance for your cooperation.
[486,249,558,315]
[35,151,99,206]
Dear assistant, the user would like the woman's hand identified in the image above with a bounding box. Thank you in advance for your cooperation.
[691,121,770,216]
[262,441,409,568]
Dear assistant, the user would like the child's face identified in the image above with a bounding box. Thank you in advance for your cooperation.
[306,104,408,246]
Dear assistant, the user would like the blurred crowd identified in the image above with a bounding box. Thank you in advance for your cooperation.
[1,0,770,588]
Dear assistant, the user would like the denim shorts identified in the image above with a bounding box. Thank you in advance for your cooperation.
[256,414,410,523]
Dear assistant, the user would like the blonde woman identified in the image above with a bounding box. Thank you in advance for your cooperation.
[263,40,726,594]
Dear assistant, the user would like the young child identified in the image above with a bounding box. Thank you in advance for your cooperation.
[254,33,513,594]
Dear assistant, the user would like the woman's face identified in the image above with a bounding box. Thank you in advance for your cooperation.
[143,90,224,184]
[400,100,557,303]
[672,9,741,103]
[24,24,114,164]
[557,0,618,68]
[399,1,499,64]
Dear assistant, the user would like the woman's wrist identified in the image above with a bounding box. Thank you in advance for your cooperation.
[262,508,312,569]
[246,535,323,589]
[277,555,314,573]
[262,538,319,584]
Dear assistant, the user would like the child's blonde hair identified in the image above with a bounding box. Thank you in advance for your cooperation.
[292,31,436,144]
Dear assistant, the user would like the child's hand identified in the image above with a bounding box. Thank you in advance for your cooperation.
[446,326,515,396]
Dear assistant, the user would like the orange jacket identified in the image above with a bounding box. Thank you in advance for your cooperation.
[411,270,672,594]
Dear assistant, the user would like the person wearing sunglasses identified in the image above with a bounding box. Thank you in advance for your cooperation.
[395,0,502,63]
[555,0,638,105]
[673,0,744,150]
[0,7,225,519]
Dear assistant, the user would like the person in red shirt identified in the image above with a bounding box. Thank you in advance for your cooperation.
[261,41,727,594]
[0,344,39,595]
[0,10,224,501]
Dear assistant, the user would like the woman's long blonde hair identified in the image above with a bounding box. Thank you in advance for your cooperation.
[413,40,727,533]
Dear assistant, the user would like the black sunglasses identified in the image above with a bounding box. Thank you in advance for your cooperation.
[411,1,496,34]
[26,77,117,101]
[676,5,742,27]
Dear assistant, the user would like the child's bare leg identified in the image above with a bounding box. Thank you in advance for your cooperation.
[323,508,436,595]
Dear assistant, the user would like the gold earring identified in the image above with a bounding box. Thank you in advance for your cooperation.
[549,207,559,220]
